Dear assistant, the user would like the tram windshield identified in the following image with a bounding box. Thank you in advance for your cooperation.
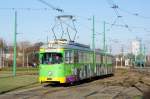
[40,53,63,64]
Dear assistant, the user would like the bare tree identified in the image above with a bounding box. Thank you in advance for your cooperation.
[17,41,43,67]
[0,39,3,68]
[18,41,31,67]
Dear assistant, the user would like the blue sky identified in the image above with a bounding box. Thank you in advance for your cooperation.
[0,0,150,54]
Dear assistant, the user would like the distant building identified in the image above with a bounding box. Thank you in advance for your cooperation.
[131,39,141,56]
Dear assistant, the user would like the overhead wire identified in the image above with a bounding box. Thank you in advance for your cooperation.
[108,16,119,31]
[77,14,150,32]
[0,7,60,12]
[1,8,146,35]
[72,20,78,41]
[71,14,150,36]
[37,0,64,12]
[106,0,150,34]
[118,7,150,19]
[106,0,133,32]
[0,0,64,12]
[1,0,150,41]
[107,0,150,20]
[0,1,63,12]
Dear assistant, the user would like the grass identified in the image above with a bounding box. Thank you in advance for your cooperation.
[133,95,142,99]
[0,67,39,94]
[1,67,38,71]
[0,67,38,77]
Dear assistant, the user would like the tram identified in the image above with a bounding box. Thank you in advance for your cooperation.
[39,39,114,83]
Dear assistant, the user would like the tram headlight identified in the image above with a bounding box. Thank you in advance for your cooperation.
[48,71,52,76]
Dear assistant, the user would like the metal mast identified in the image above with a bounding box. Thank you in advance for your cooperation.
[92,16,96,70]
[13,11,17,76]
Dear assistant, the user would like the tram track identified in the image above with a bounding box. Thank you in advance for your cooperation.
[131,67,150,75]
[5,81,92,99]
[40,69,150,99]
[14,79,105,99]
[1,69,150,99]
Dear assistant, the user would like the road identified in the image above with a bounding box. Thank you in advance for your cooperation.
[0,69,150,99]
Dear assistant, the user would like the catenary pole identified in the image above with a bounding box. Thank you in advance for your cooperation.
[13,11,17,76]
[103,21,106,66]
[103,21,106,53]
[92,16,96,71]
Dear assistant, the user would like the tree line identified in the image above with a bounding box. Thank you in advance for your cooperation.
[0,38,43,68]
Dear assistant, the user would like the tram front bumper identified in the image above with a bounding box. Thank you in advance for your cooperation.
[39,77,66,83]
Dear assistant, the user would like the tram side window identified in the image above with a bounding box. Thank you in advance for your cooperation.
[108,56,112,63]
[107,56,112,64]
[99,55,101,63]
[79,51,83,63]
[107,56,109,63]
[90,53,93,63]
[79,51,87,63]
[74,51,79,63]
[84,52,88,63]
[103,55,106,64]
[86,53,90,63]
[41,53,63,64]
[65,50,74,63]
[96,54,101,63]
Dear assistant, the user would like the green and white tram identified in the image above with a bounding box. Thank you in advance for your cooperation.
[39,39,114,83]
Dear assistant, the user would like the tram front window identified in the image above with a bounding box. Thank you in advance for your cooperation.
[41,53,63,64]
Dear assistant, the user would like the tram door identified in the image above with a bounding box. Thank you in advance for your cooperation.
[65,50,78,77]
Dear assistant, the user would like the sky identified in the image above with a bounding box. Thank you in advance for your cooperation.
[0,0,150,54]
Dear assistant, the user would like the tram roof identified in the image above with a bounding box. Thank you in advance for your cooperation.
[41,39,92,51]
[40,39,112,55]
